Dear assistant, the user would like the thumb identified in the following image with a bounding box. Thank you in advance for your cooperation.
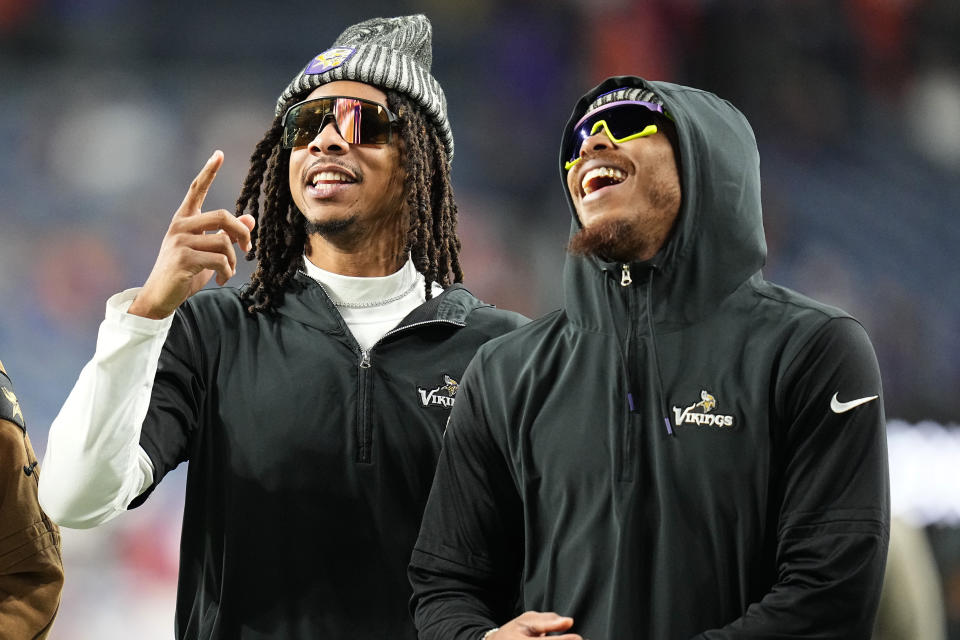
[526,614,574,634]
[237,213,256,252]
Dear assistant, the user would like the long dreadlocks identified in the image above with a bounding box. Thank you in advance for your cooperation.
[235,90,463,314]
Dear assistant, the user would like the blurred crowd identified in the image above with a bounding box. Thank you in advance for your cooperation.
[1,0,958,637]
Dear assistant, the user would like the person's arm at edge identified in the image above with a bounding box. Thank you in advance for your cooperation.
[410,351,522,640]
[409,351,581,640]
[0,358,64,639]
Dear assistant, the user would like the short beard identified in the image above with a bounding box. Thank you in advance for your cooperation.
[567,218,649,263]
[304,215,358,237]
[567,173,681,263]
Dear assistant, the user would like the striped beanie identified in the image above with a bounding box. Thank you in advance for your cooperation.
[275,14,453,162]
[587,87,664,114]
[585,85,679,161]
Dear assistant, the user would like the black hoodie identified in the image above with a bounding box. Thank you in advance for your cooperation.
[409,77,889,639]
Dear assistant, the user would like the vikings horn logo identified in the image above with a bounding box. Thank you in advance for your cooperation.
[695,390,717,413]
[305,47,357,75]
[443,375,459,396]
[1,386,24,424]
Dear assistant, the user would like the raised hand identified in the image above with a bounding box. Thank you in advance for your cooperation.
[128,151,256,319]
[488,611,582,639]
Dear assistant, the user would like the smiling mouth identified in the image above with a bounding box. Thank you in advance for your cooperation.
[309,169,357,188]
[581,166,627,196]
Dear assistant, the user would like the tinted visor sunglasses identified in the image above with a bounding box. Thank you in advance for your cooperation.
[281,96,399,149]
[564,100,668,170]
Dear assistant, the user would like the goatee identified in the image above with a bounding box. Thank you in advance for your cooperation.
[304,215,358,237]
[567,218,650,263]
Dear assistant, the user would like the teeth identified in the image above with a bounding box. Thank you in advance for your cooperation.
[582,166,627,195]
[312,170,354,185]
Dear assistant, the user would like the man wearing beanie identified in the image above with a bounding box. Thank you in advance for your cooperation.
[409,77,889,639]
[39,14,526,639]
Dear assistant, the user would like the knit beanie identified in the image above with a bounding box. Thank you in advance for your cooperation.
[586,87,664,114]
[275,14,453,162]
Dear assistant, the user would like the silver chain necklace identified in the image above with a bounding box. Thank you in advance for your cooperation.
[322,277,420,309]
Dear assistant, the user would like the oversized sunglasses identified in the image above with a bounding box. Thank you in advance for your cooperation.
[564,100,667,170]
[281,96,399,149]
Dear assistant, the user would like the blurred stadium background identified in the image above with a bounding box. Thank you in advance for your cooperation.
[2,0,959,637]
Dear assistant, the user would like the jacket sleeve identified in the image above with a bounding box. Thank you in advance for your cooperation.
[127,299,208,508]
[696,317,890,639]
[41,288,206,523]
[409,352,524,640]
[39,289,169,527]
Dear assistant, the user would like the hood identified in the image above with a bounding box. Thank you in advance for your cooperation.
[559,76,766,331]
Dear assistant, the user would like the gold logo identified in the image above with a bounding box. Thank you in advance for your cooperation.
[305,47,357,74]
[1,386,24,424]
[695,390,716,413]
[443,375,460,397]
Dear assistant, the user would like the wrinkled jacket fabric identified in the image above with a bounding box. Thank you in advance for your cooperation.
[130,278,527,639]
[409,77,889,640]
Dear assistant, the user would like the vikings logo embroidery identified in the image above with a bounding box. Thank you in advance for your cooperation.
[1,386,24,425]
[443,375,459,396]
[673,389,735,428]
[305,47,357,75]
[418,375,459,409]
[695,390,717,413]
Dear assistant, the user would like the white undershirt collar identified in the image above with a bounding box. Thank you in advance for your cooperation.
[302,256,420,308]
[301,255,442,352]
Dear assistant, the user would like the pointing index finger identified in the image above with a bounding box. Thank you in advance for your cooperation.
[178,150,224,216]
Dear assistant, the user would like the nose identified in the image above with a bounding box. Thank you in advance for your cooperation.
[578,126,615,161]
[308,117,348,155]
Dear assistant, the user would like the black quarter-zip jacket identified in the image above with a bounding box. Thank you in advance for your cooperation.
[409,77,890,639]
[129,274,527,639]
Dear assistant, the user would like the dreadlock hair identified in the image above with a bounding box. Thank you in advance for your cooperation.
[235,91,463,315]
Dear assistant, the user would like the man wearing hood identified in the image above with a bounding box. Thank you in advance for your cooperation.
[408,77,890,639]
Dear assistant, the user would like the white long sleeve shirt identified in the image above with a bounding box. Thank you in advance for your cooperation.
[39,257,439,528]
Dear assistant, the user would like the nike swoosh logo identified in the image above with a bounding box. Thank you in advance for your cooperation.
[830,392,878,414]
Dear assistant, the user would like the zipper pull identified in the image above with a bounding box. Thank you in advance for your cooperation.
[360,350,371,369]
[620,264,633,287]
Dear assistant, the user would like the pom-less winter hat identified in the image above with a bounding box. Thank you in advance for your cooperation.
[275,14,453,162]
[586,87,664,113]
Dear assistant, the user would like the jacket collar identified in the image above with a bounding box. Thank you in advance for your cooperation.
[271,273,487,334]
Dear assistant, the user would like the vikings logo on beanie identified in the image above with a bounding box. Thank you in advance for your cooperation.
[276,14,454,162]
